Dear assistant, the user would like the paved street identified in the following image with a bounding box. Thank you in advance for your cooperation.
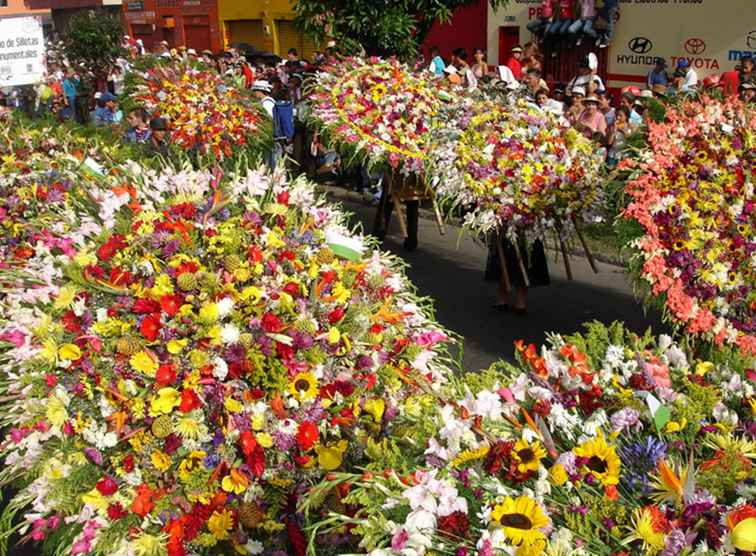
[321,187,666,372]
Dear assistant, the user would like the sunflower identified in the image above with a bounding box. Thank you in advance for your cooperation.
[371,83,388,103]
[490,495,549,547]
[513,437,547,474]
[288,372,318,401]
[573,432,621,487]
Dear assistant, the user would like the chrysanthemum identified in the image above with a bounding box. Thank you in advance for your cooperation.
[625,506,669,555]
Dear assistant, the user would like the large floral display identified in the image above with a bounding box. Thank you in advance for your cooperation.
[622,96,756,356]
[307,57,452,174]
[303,321,756,555]
[430,98,604,236]
[0,164,453,555]
[128,61,271,163]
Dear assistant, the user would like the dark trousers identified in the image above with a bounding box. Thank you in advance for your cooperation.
[373,185,419,249]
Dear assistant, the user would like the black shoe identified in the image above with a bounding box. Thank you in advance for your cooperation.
[403,238,418,251]
[492,303,510,312]
[513,307,528,316]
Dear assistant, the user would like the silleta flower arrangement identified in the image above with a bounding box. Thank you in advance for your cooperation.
[128,61,271,163]
[307,57,452,174]
[623,95,756,356]
[0,166,453,556]
[303,321,756,556]
[430,98,604,236]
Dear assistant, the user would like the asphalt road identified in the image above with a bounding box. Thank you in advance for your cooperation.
[321,186,666,372]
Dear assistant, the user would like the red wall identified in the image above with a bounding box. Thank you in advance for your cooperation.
[422,0,487,63]
[123,0,222,53]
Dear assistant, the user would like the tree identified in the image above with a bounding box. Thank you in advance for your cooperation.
[294,0,508,59]
[63,10,124,79]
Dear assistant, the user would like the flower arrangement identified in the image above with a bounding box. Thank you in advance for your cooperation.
[303,321,756,555]
[307,57,453,174]
[430,98,604,236]
[0,165,453,556]
[622,95,756,356]
[127,60,271,164]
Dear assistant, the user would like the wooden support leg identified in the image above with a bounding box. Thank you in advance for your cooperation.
[495,232,512,294]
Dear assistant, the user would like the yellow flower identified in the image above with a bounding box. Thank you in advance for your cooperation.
[315,440,348,471]
[665,418,687,434]
[53,285,78,310]
[573,432,621,487]
[224,397,243,413]
[167,339,188,354]
[265,230,286,249]
[549,464,568,486]
[331,282,351,303]
[695,361,714,376]
[40,338,59,364]
[256,432,273,448]
[732,517,756,552]
[363,398,385,422]
[452,445,490,467]
[81,488,109,511]
[513,437,547,475]
[149,273,174,298]
[151,450,172,472]
[625,506,667,554]
[221,468,249,495]
[58,343,82,361]
[199,303,218,324]
[130,350,159,376]
[46,396,68,428]
[132,532,167,556]
[151,388,181,415]
[208,509,234,540]
[490,495,549,547]
[288,372,318,401]
[327,327,341,344]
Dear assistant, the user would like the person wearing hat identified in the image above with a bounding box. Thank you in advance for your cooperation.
[676,59,698,91]
[651,83,668,98]
[94,92,120,126]
[251,80,275,117]
[566,57,604,97]
[576,93,607,140]
[506,45,524,80]
[647,57,668,90]
[740,81,756,103]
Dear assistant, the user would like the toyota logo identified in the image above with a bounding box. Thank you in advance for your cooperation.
[684,38,706,55]
[628,37,653,54]
[747,30,756,49]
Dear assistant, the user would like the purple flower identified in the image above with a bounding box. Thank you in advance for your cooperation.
[619,437,667,494]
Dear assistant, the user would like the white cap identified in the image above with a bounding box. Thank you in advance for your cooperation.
[572,85,586,96]
[251,80,273,92]
[94,91,102,99]
[588,52,598,71]
[640,89,654,98]
[187,48,197,55]
[444,65,458,75]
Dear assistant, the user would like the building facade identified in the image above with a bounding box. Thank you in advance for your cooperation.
[421,0,488,64]
[122,0,221,53]
[218,0,317,58]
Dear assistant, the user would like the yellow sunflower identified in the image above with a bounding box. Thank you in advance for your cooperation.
[288,372,318,401]
[513,437,547,475]
[573,432,621,487]
[490,495,549,547]
[624,506,667,555]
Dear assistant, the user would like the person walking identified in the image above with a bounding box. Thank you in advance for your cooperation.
[486,233,550,315]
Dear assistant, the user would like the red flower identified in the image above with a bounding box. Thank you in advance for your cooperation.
[178,389,201,413]
[62,310,81,333]
[96,234,127,261]
[328,307,345,324]
[156,364,177,386]
[283,282,300,297]
[160,294,183,317]
[123,454,135,473]
[106,502,128,520]
[140,314,162,342]
[296,422,318,451]
[238,431,257,456]
[133,298,161,314]
[175,261,199,276]
[96,475,119,496]
[109,267,133,286]
[261,312,285,333]
[276,191,289,205]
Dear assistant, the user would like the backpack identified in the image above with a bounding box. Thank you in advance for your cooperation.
[273,100,295,142]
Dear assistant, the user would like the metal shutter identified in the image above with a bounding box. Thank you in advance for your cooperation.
[226,19,265,51]
[276,19,318,61]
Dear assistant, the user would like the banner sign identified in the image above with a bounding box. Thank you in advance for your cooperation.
[0,16,45,87]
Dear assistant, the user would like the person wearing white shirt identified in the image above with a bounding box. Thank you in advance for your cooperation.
[675,59,698,91]
[251,80,275,117]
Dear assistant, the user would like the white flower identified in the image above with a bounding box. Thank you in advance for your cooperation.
[212,356,229,380]
[220,323,240,344]
[245,540,264,555]
[216,297,234,318]
[461,389,503,421]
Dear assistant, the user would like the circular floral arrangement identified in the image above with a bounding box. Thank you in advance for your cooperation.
[0,167,452,555]
[308,57,452,173]
[430,98,604,235]
[129,61,271,162]
[304,321,756,555]
[623,96,756,355]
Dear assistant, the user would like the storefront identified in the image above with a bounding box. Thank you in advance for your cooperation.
[122,0,221,53]
[218,0,317,58]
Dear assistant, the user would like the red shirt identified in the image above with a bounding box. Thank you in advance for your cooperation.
[507,57,522,80]
[559,0,574,18]
[720,70,739,96]
[540,0,554,18]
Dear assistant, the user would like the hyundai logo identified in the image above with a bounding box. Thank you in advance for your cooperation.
[628,37,653,54]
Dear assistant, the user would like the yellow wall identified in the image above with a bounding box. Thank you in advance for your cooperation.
[217,0,301,55]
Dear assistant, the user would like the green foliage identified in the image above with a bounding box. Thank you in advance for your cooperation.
[63,10,124,77]
[294,0,509,59]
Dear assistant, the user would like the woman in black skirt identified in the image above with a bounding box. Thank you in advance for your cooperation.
[485,232,550,315]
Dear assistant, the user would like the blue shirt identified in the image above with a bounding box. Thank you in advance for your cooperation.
[62,78,78,99]
[430,56,445,76]
[647,69,668,88]
[94,105,114,126]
